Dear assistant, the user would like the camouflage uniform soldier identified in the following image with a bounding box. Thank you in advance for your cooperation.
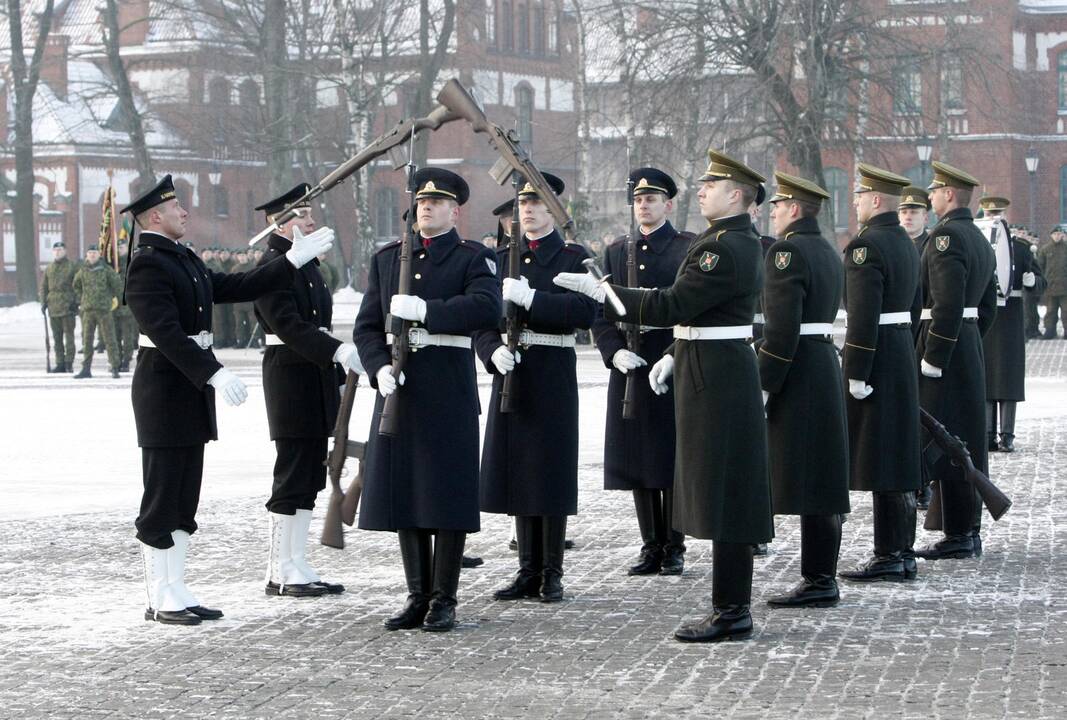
[40,241,79,372]
[318,253,341,293]
[211,248,236,347]
[72,244,123,378]
[231,249,257,347]
[114,241,139,372]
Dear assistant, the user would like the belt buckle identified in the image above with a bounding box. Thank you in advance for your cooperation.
[407,326,426,351]
[678,326,694,341]
[518,330,532,349]
[194,330,211,349]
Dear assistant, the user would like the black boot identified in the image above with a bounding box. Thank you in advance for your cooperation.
[999,401,1016,453]
[768,514,841,608]
[461,555,484,568]
[840,492,915,582]
[111,367,120,379]
[423,530,465,632]
[675,542,753,642]
[916,464,979,560]
[628,489,664,575]
[74,365,92,379]
[494,516,542,600]
[986,402,999,452]
[384,529,432,630]
[50,362,66,373]
[540,516,567,603]
[659,489,686,575]
[119,361,130,372]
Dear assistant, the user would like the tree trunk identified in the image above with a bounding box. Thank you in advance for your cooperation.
[102,0,154,191]
[413,0,454,166]
[263,0,290,194]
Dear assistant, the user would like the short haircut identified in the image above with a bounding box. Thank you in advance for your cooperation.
[788,198,822,218]
[954,187,973,206]
[873,191,900,210]
[726,179,757,207]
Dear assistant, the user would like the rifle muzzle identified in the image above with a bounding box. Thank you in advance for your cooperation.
[437,79,489,129]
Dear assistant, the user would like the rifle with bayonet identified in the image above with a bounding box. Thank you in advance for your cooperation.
[377,127,419,437]
[246,105,458,247]
[499,172,523,413]
[621,177,639,420]
[321,370,365,548]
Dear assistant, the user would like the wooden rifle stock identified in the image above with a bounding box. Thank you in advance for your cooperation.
[500,172,523,413]
[621,178,639,420]
[321,370,362,548]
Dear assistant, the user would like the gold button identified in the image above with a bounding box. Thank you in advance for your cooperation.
[415,273,422,280]
[418,253,426,260]
[193,278,198,283]
[524,257,532,264]
[309,282,313,287]
[198,306,203,312]
[639,264,646,270]
[642,244,648,250]
[312,310,317,315]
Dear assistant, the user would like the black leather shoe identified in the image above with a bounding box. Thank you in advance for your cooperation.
[111,368,120,379]
[461,555,484,568]
[628,547,663,576]
[49,364,66,373]
[972,533,983,557]
[264,581,327,597]
[422,599,457,632]
[144,608,201,625]
[493,574,541,600]
[752,543,769,557]
[384,596,429,630]
[903,556,918,579]
[74,367,91,379]
[186,605,224,620]
[988,436,999,452]
[119,361,130,372]
[839,556,912,582]
[312,581,345,594]
[767,579,840,608]
[508,538,518,552]
[564,539,575,550]
[674,607,752,643]
[540,572,564,603]
[659,547,685,575]
[999,435,1015,453]
[916,484,932,510]
[915,535,976,560]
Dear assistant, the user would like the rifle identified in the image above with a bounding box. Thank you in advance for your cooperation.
[321,370,366,548]
[247,105,459,247]
[621,177,639,420]
[920,407,1011,529]
[377,127,419,437]
[43,307,52,373]
[499,172,522,413]
[436,79,577,244]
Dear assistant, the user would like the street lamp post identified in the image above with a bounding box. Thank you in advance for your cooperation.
[916,137,933,186]
[1026,145,1039,234]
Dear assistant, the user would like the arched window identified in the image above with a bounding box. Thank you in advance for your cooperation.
[518,3,529,53]
[1059,51,1067,111]
[208,77,231,106]
[238,79,259,108]
[486,0,496,46]
[214,185,229,218]
[501,1,513,50]
[894,63,921,115]
[515,84,534,145]
[533,3,545,55]
[1060,164,1067,223]
[548,6,559,54]
[374,187,400,241]
[824,167,849,231]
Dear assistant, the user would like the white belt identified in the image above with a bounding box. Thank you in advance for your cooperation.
[619,323,671,334]
[798,323,835,335]
[265,327,331,346]
[139,332,213,350]
[879,312,912,325]
[1010,290,1023,298]
[388,327,472,350]
[502,330,577,348]
[673,325,753,341]
[754,313,765,325]
[920,307,978,321]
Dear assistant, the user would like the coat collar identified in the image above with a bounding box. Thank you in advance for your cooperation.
[267,233,293,253]
[781,216,822,238]
[420,227,461,265]
[863,210,900,229]
[705,213,752,235]
[940,206,973,223]
[523,228,564,265]
[640,220,678,255]
[137,231,190,257]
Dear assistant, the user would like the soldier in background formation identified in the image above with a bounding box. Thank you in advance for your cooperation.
[898,186,930,258]
[41,240,79,373]
[72,244,123,379]
[1038,225,1067,339]
[591,168,691,578]
[114,241,139,372]
[232,249,258,348]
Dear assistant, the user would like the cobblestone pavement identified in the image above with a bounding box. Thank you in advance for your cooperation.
[2,317,1067,719]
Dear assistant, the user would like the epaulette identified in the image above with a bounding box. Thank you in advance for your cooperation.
[374,240,402,256]
[562,243,589,256]
[455,239,482,254]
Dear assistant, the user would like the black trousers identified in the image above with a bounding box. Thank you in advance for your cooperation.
[266,438,328,514]
[135,445,205,549]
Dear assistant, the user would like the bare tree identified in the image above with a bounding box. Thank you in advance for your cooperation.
[101,0,154,191]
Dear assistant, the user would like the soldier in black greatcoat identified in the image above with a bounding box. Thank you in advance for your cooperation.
[252,184,362,598]
[591,168,691,577]
[915,162,998,561]
[474,173,597,605]
[556,150,772,643]
[757,173,850,608]
[976,197,1042,452]
[123,175,333,625]
[837,164,924,584]
[355,169,501,632]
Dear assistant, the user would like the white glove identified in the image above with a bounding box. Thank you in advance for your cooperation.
[648,355,674,395]
[920,360,942,378]
[848,378,874,400]
[286,225,335,268]
[503,276,536,310]
[612,349,647,375]
[552,272,606,303]
[375,366,405,397]
[1023,272,1036,288]
[208,367,248,407]
[762,390,770,407]
[390,294,427,322]
[491,345,521,374]
[333,342,364,375]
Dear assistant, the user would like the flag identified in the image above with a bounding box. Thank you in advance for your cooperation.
[98,185,118,269]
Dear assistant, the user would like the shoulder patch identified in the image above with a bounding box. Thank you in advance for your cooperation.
[852,247,867,265]
[486,257,497,274]
[774,251,792,270]
[935,236,950,252]
[699,251,719,272]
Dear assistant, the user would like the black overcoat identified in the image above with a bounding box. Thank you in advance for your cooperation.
[841,212,923,492]
[125,232,295,448]
[916,207,998,477]
[254,234,343,440]
[604,213,773,544]
[354,229,501,532]
[474,230,597,517]
[591,221,690,491]
[757,217,850,515]
[984,237,1039,401]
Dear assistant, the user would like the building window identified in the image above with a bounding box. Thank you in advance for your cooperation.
[941,57,963,111]
[548,8,559,54]
[518,3,529,53]
[533,4,545,55]
[1061,165,1067,223]
[374,187,400,241]
[824,167,849,231]
[894,64,921,115]
[487,0,496,46]
[238,79,259,108]
[501,1,513,50]
[515,85,534,145]
[214,185,229,218]
[1060,51,1067,111]
[208,77,231,106]
[246,190,256,234]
